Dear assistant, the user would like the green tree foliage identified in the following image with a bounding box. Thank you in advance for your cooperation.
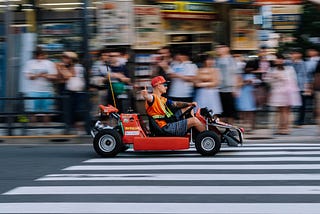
[280,1,320,53]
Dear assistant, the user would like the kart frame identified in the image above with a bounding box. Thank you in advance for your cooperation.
[91,105,244,157]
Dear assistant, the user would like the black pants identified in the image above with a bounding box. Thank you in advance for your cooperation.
[219,92,237,119]
[295,92,308,125]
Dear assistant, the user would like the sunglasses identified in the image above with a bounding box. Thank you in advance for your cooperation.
[161,83,168,87]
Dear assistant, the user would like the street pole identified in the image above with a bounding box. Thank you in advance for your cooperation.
[4,0,15,135]
[81,0,92,133]
[5,0,14,98]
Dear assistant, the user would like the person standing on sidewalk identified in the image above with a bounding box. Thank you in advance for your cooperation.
[90,48,112,106]
[215,44,239,124]
[22,47,57,125]
[162,47,197,103]
[193,54,222,115]
[267,53,301,135]
[306,48,320,122]
[289,48,310,126]
[313,61,320,133]
[56,51,86,135]
[236,60,260,134]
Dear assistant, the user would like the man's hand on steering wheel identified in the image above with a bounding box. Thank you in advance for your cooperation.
[180,102,197,119]
[189,102,197,107]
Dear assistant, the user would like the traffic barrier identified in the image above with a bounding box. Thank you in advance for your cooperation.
[0,93,90,136]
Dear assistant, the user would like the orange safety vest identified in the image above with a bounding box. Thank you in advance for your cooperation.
[145,94,174,128]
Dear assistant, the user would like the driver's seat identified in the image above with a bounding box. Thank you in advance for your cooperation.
[148,116,171,137]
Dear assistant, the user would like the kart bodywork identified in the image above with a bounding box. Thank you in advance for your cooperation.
[91,105,244,157]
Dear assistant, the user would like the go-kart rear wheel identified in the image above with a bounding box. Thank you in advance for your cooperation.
[195,130,221,156]
[93,129,123,157]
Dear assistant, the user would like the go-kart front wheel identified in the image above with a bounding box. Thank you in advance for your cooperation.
[195,130,221,156]
[93,129,123,157]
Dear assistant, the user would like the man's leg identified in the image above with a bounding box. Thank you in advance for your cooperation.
[187,117,206,132]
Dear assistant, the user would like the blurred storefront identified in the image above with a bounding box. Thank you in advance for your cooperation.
[0,0,308,98]
[254,0,303,49]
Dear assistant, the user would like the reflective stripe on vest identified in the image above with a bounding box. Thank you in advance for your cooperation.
[152,115,166,119]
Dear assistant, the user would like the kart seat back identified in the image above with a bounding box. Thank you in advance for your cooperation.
[148,116,171,137]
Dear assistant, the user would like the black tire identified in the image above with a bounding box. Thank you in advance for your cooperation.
[93,129,123,157]
[195,130,221,156]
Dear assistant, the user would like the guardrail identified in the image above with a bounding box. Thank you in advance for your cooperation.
[0,93,91,136]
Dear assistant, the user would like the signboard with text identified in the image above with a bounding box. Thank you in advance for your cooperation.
[254,0,302,5]
[97,0,133,46]
[271,5,302,31]
[133,5,164,49]
[230,9,258,50]
[159,1,217,20]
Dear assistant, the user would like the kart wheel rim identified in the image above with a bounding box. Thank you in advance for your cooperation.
[201,136,216,151]
[99,134,116,152]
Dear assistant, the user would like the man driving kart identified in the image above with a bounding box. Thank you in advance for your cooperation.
[141,76,206,136]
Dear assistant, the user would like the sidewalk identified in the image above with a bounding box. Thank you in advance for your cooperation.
[245,124,320,144]
[0,125,319,145]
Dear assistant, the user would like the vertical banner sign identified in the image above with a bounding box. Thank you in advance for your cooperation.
[97,0,133,46]
[133,5,164,49]
[230,9,258,50]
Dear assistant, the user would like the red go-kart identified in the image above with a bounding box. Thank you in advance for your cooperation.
[91,105,244,157]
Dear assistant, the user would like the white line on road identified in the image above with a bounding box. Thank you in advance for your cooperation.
[36,173,320,181]
[236,143,320,147]
[0,203,319,213]
[4,186,320,195]
[218,151,320,155]
[84,156,320,163]
[63,164,320,171]
[222,147,320,151]
[97,151,320,157]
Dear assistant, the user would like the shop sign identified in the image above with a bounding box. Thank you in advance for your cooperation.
[271,5,302,31]
[159,1,217,20]
[254,0,302,5]
[230,9,259,50]
[40,23,78,35]
[96,0,133,46]
[230,0,253,3]
[133,5,164,49]
[158,0,253,3]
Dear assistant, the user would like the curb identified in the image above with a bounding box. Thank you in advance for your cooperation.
[0,135,92,144]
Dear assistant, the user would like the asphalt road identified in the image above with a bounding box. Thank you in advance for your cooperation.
[0,144,96,194]
[1,143,320,213]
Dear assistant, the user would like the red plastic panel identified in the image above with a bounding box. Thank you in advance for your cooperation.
[121,114,147,143]
[133,137,190,151]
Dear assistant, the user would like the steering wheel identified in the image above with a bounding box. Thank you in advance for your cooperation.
[179,105,194,119]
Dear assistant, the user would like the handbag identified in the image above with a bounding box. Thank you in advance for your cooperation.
[66,76,85,92]
[111,82,125,95]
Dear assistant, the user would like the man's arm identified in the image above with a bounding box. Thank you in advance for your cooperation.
[172,101,197,109]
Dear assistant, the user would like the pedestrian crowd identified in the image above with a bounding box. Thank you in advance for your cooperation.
[20,45,320,135]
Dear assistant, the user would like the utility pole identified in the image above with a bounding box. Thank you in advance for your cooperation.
[5,0,14,98]
[4,0,15,135]
[81,0,92,133]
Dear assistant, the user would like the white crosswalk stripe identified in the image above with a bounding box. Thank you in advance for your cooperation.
[63,164,320,170]
[1,202,320,214]
[5,186,320,195]
[84,156,320,163]
[1,143,320,214]
[36,173,320,181]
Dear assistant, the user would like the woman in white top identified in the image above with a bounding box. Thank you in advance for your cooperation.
[193,54,222,115]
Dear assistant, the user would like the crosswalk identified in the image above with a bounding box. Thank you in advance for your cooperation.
[1,143,320,213]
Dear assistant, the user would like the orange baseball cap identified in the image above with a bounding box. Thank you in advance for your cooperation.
[151,76,167,87]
